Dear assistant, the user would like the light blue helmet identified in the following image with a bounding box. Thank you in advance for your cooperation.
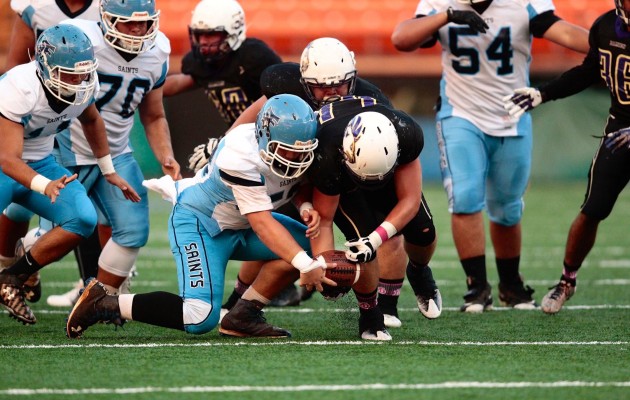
[100,0,160,54]
[35,24,98,105]
[256,94,318,179]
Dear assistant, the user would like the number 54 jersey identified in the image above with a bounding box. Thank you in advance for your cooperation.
[56,19,170,166]
[416,0,555,137]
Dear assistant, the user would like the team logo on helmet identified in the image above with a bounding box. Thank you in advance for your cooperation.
[258,108,280,140]
[36,39,56,58]
[343,114,364,163]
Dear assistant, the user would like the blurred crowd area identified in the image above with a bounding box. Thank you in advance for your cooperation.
[0,0,612,77]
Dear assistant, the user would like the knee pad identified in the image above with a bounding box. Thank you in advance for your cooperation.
[98,239,139,278]
[450,181,485,215]
[61,207,97,238]
[487,198,524,226]
[416,222,436,247]
[112,221,150,248]
[4,204,34,223]
[183,298,217,334]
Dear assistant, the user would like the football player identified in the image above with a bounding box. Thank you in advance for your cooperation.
[0,0,101,306]
[503,0,630,314]
[392,0,589,312]
[66,94,333,338]
[52,0,181,298]
[0,24,139,325]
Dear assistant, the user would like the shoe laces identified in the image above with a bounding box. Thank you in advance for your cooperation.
[547,281,569,300]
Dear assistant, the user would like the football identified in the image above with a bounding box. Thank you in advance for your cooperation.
[317,249,361,301]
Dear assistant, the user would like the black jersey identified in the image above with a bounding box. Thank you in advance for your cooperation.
[541,10,630,122]
[309,96,424,196]
[181,38,281,125]
[259,63,392,109]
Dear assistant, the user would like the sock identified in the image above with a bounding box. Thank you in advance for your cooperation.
[461,255,487,287]
[234,275,250,295]
[496,256,521,285]
[562,262,579,283]
[355,288,378,310]
[5,251,42,278]
[242,287,270,306]
[74,230,101,281]
[377,278,403,316]
[132,291,184,330]
[222,275,251,309]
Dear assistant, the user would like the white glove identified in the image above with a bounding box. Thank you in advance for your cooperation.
[187,137,221,173]
[344,234,380,263]
[605,127,630,153]
[502,87,543,119]
[142,175,176,204]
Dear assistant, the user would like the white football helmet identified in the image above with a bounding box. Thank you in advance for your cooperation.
[299,37,357,107]
[100,0,160,54]
[342,111,399,186]
[189,0,246,62]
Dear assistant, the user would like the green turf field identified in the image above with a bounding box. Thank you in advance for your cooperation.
[1,182,629,400]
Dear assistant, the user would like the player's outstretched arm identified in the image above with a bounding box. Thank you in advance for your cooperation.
[543,20,589,54]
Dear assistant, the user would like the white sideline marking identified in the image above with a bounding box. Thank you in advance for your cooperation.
[1,340,627,350]
[7,304,630,315]
[1,381,629,395]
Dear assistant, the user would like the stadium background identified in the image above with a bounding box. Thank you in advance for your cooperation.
[0,0,613,181]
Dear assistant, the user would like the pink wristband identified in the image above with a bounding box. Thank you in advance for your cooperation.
[374,221,397,243]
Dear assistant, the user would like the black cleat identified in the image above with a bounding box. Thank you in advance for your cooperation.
[0,272,35,324]
[499,278,537,310]
[66,279,123,339]
[460,280,493,313]
[407,264,442,319]
[219,299,291,338]
[268,284,301,307]
[359,307,391,341]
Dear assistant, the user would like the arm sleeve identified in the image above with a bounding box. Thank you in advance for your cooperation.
[529,10,561,38]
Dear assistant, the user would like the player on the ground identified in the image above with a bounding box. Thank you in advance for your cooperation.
[66,94,332,338]
[392,0,589,313]
[503,0,630,314]
[0,24,139,325]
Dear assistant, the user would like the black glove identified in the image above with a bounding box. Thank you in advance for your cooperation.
[446,7,488,34]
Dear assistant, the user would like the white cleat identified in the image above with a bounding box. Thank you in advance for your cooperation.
[46,279,83,307]
[417,289,443,319]
[383,314,402,328]
[361,329,392,341]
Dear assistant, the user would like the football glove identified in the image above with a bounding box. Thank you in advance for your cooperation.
[344,236,378,263]
[503,87,543,118]
[446,7,488,34]
[605,127,630,153]
[187,136,222,172]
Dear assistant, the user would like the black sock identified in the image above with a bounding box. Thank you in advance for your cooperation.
[461,255,487,287]
[496,256,521,285]
[377,278,403,316]
[222,290,242,310]
[5,251,42,278]
[132,292,185,331]
[74,230,101,281]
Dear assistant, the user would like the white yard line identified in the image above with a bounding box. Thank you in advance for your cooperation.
[1,381,629,395]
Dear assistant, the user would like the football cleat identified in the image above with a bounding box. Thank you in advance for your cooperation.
[22,272,41,303]
[498,279,538,310]
[0,272,36,325]
[268,284,301,307]
[407,264,442,319]
[541,278,576,315]
[359,307,392,341]
[14,229,45,303]
[47,279,84,307]
[383,313,402,328]
[460,281,493,313]
[219,299,291,338]
[66,279,123,339]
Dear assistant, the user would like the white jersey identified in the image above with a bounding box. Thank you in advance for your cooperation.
[56,19,170,166]
[10,0,99,38]
[178,124,302,237]
[416,0,554,136]
[0,62,95,162]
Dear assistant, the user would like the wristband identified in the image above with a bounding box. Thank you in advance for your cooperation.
[299,202,313,215]
[30,174,52,195]
[97,154,116,175]
[291,250,318,273]
[373,221,398,245]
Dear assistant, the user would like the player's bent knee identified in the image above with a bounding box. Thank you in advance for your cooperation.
[182,298,218,334]
[60,208,98,237]
[488,200,523,226]
[4,204,34,223]
[113,225,150,248]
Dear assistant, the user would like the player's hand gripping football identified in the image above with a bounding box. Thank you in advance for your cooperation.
[188,136,222,172]
[446,7,488,33]
[605,127,630,153]
[344,236,379,263]
[299,255,337,293]
[503,87,543,118]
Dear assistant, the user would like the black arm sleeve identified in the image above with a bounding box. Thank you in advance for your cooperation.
[415,14,439,48]
[529,10,562,38]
